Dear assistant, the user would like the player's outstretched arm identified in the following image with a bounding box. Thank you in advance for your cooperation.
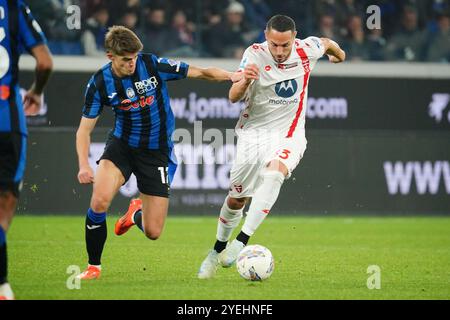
[76,117,99,184]
[229,63,259,103]
[23,44,53,115]
[187,65,241,82]
[321,38,346,63]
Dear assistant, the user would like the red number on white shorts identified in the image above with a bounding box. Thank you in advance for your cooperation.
[277,149,291,160]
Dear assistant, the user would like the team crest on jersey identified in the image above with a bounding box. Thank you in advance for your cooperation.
[275,80,298,98]
[126,87,135,99]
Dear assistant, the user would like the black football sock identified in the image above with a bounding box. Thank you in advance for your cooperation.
[214,240,227,253]
[133,209,143,231]
[236,231,250,246]
[85,208,107,266]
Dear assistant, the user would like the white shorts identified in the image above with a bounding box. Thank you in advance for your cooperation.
[228,130,307,198]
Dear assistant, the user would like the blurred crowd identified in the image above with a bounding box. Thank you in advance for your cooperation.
[26,0,450,62]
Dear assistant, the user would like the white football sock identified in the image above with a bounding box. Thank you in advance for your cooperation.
[242,171,285,236]
[216,197,244,242]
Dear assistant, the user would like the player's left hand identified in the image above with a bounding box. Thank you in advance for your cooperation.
[23,90,42,116]
[230,71,244,83]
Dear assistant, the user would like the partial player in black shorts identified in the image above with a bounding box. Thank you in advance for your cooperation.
[97,135,170,198]
[0,0,53,299]
[0,133,26,198]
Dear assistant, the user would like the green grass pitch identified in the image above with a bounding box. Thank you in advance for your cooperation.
[7,215,450,300]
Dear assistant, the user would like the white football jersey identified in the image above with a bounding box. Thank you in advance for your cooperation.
[236,37,325,136]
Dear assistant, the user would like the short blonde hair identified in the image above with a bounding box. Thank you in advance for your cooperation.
[104,26,143,55]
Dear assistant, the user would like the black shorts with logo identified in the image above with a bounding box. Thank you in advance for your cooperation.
[97,135,170,197]
[0,133,26,198]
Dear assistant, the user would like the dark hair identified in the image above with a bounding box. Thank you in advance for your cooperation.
[266,15,296,32]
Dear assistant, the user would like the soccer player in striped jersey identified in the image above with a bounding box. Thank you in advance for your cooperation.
[0,0,53,299]
[198,15,345,279]
[75,26,241,280]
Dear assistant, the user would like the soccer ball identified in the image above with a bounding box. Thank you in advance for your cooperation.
[236,245,274,281]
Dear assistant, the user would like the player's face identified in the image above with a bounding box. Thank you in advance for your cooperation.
[265,29,297,63]
[108,52,139,77]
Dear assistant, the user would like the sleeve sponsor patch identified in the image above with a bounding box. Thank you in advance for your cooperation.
[310,37,322,50]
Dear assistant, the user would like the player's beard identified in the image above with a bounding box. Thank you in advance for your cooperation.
[272,52,290,63]
[274,56,287,63]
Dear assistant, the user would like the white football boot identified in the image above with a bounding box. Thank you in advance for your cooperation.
[0,283,14,300]
[218,239,245,268]
[197,250,220,279]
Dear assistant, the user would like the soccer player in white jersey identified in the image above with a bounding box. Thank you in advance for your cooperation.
[198,15,345,279]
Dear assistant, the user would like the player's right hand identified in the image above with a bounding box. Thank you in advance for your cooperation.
[23,90,42,116]
[78,165,94,184]
[243,64,259,81]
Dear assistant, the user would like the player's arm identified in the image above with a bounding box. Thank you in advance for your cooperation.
[229,63,259,103]
[76,117,99,184]
[17,0,53,115]
[187,65,242,82]
[320,38,346,63]
[23,44,53,115]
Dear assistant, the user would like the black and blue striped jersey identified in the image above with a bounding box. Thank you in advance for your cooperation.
[82,53,189,151]
[0,0,46,134]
